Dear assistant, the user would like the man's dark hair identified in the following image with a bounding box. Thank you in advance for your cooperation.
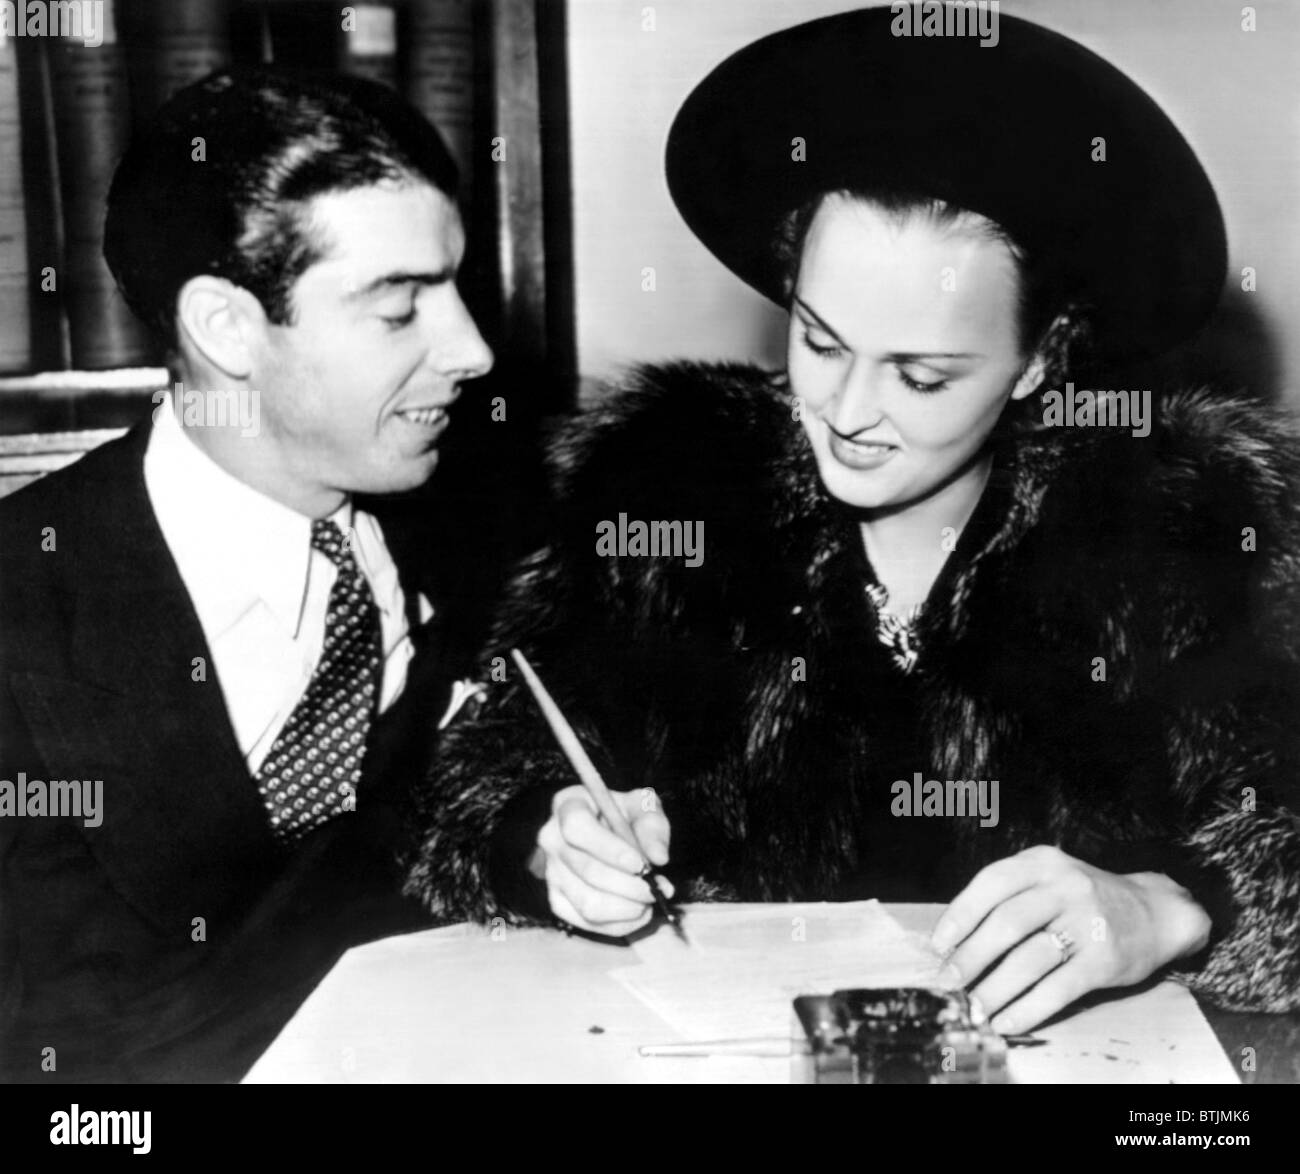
[104,68,459,355]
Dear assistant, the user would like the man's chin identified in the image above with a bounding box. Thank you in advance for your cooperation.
[356,451,441,497]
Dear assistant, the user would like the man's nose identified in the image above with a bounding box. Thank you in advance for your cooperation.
[427,289,494,382]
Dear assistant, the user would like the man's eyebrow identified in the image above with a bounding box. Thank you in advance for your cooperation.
[792,296,982,360]
[345,268,457,299]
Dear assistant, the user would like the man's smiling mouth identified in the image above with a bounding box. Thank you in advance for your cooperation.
[395,406,449,427]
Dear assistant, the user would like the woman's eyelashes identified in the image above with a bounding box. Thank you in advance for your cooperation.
[799,330,950,393]
[800,328,844,359]
[897,369,949,394]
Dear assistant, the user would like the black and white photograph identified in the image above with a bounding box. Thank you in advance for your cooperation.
[0,0,1297,1137]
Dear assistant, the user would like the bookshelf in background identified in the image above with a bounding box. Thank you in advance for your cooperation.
[122,0,234,125]
[247,0,399,83]
[407,1,474,188]
[340,1,399,86]
[0,0,572,435]
[0,366,167,437]
[0,30,31,374]
[50,0,153,369]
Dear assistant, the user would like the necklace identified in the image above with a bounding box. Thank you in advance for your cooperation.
[864,581,923,674]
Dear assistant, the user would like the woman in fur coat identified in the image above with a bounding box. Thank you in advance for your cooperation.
[405,9,1300,1032]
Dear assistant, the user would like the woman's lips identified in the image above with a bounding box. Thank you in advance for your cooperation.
[826,428,899,471]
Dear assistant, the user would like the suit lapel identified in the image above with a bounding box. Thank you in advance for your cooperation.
[22,426,282,931]
[363,491,462,684]
[359,495,471,803]
[23,448,473,928]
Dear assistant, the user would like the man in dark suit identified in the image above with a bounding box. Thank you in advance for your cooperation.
[0,68,494,1081]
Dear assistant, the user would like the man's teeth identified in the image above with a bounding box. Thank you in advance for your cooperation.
[398,407,446,426]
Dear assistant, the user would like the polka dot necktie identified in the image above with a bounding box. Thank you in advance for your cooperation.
[254,519,382,843]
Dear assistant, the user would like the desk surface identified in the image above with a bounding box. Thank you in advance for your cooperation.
[245,903,1298,1084]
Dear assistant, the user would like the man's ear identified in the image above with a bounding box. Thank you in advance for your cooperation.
[175,276,265,380]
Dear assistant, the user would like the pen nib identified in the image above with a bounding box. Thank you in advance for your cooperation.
[644,867,688,945]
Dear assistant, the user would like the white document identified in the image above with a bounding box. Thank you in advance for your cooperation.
[612,900,950,1041]
[610,900,1239,1084]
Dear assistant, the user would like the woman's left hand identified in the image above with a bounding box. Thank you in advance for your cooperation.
[929,845,1212,1035]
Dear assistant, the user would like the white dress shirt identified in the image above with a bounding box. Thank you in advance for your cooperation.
[143,395,434,775]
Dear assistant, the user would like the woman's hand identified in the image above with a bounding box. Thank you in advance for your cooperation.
[930,845,1212,1034]
[528,784,673,938]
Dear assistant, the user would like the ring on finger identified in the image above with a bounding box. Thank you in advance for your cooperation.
[1045,926,1076,966]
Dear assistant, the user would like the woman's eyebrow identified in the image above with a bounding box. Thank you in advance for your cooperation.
[886,350,984,362]
[792,295,847,344]
[793,296,981,360]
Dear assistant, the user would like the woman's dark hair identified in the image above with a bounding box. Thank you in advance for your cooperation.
[773,189,1099,403]
[104,67,459,355]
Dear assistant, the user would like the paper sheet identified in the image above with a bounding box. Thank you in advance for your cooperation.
[611,899,950,1041]
[246,902,1238,1083]
[608,901,1238,1083]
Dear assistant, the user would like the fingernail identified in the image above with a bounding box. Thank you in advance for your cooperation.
[969,994,989,1024]
[990,1014,1012,1035]
[938,963,962,989]
[931,920,956,953]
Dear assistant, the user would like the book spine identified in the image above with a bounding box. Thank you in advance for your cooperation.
[0,30,32,372]
[49,0,153,368]
[406,0,474,182]
[123,0,233,122]
[339,1,398,89]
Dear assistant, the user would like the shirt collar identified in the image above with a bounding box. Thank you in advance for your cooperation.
[144,393,351,640]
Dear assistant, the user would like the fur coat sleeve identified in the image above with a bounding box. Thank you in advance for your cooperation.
[404,361,1300,1012]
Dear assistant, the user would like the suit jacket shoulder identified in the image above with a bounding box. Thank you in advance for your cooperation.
[0,419,437,1080]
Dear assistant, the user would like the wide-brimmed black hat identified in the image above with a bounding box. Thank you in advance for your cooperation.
[665,6,1226,360]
